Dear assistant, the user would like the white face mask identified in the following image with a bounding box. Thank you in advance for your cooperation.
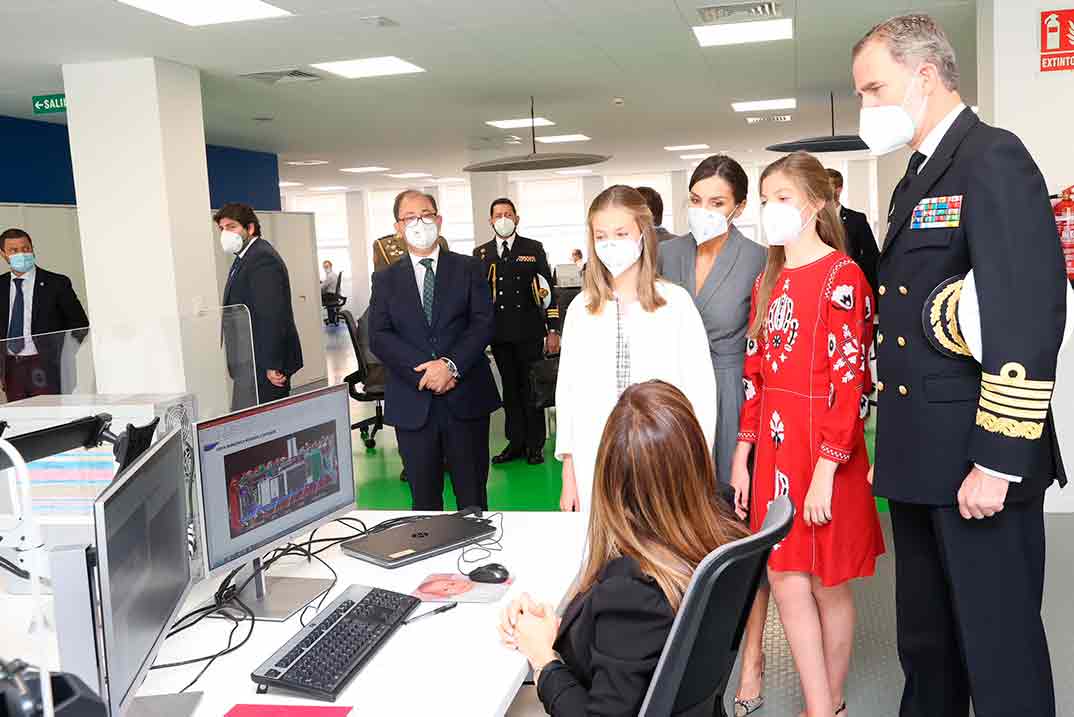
[493,216,516,239]
[762,202,816,246]
[594,237,642,278]
[858,68,928,156]
[404,219,439,250]
[220,230,245,254]
[687,206,732,245]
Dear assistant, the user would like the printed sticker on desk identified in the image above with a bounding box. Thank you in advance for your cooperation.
[911,195,963,230]
[226,705,353,717]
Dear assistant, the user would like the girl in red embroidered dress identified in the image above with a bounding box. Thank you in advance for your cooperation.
[731,152,885,717]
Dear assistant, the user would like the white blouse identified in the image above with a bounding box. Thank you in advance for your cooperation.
[555,280,718,512]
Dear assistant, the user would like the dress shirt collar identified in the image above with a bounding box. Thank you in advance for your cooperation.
[496,235,515,254]
[917,103,966,169]
[410,244,441,271]
[238,235,259,260]
[11,266,36,284]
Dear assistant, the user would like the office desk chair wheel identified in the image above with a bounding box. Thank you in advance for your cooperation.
[359,428,376,450]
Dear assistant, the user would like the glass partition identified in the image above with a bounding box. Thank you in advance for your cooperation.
[0,326,93,405]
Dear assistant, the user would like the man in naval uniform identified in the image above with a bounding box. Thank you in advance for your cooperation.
[853,14,1066,717]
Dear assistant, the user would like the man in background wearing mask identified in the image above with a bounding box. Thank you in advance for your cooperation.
[0,228,88,402]
[474,198,559,466]
[370,190,499,510]
[215,202,303,409]
[826,168,879,297]
[854,15,1065,716]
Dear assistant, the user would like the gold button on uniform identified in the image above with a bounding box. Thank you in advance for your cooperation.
[877,381,885,392]
[878,333,885,345]
[898,385,909,396]
[878,285,887,296]
[897,336,906,347]
[898,286,909,296]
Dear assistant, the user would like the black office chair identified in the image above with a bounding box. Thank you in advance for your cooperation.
[323,272,347,327]
[639,496,795,717]
[340,309,385,450]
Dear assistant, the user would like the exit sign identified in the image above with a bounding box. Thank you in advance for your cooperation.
[1041,9,1074,72]
[32,93,66,115]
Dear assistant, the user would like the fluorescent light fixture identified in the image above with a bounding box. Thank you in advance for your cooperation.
[692,18,793,47]
[278,181,303,188]
[664,144,709,151]
[285,160,329,166]
[311,186,348,192]
[311,56,425,79]
[680,153,711,160]
[116,0,290,26]
[486,118,555,129]
[535,134,591,144]
[340,166,390,173]
[433,177,466,184]
[386,172,432,179]
[732,98,797,113]
[556,169,593,176]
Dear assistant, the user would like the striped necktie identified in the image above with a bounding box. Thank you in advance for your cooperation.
[420,258,435,324]
[7,278,25,355]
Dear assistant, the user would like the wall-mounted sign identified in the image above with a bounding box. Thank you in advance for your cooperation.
[1041,9,1074,72]
[32,93,66,114]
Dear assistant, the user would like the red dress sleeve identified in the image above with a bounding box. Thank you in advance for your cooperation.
[818,260,874,464]
[738,276,765,444]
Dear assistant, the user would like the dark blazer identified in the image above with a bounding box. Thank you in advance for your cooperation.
[222,238,303,378]
[839,205,880,294]
[873,107,1067,506]
[473,235,560,344]
[0,267,89,384]
[537,556,674,716]
[369,249,500,431]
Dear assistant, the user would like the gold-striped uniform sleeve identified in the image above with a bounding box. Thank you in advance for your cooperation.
[975,362,1054,440]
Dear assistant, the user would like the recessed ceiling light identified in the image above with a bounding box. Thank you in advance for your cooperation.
[340,166,390,173]
[311,57,425,79]
[285,160,329,166]
[278,181,303,188]
[556,169,593,176]
[746,116,766,124]
[693,18,794,47]
[433,177,466,184]
[311,186,348,192]
[680,153,711,160]
[386,172,433,179]
[116,0,290,26]
[733,98,797,112]
[535,134,591,144]
[486,118,556,129]
[664,144,710,151]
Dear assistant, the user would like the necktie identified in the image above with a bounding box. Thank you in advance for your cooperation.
[420,258,435,324]
[888,151,927,216]
[8,278,25,355]
[227,256,242,286]
[501,241,509,260]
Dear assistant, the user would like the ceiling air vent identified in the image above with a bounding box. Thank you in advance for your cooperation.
[771,114,793,123]
[238,69,324,85]
[696,1,783,24]
[358,15,399,27]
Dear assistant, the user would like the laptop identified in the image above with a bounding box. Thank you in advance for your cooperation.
[341,513,496,568]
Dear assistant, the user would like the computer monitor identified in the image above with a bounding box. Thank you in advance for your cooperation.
[193,384,356,620]
[92,427,201,717]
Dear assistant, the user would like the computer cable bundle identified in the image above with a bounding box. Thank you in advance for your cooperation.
[456,512,506,576]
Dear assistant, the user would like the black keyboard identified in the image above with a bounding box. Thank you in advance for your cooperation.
[250,584,421,701]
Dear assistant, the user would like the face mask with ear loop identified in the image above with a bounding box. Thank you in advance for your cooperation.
[858,64,930,156]
[762,202,819,247]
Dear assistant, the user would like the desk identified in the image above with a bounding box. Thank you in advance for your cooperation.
[3,510,587,717]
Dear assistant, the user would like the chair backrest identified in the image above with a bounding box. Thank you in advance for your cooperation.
[335,270,344,296]
[339,309,372,381]
[639,496,795,717]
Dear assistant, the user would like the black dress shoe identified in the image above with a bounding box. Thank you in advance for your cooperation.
[526,450,545,465]
[492,445,525,465]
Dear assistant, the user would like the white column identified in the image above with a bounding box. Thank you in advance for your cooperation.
[63,57,221,396]
[979,0,1074,511]
[669,169,689,236]
[469,172,509,250]
[345,191,371,316]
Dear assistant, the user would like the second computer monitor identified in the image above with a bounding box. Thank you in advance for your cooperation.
[195,384,356,577]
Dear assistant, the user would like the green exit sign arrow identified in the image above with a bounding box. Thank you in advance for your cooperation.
[32,93,66,115]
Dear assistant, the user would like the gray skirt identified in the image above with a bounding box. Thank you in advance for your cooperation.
[713,356,746,488]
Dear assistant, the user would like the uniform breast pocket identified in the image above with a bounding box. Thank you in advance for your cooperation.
[903,228,956,254]
[923,373,980,403]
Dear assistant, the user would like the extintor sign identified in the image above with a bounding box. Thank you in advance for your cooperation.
[1041,9,1074,72]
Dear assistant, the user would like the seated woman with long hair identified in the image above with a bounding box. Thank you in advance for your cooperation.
[498,380,748,715]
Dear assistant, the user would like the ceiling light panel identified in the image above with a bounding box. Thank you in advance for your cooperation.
[285,160,329,166]
[340,166,390,173]
[680,153,712,160]
[311,57,425,79]
[311,186,348,192]
[556,169,593,175]
[386,172,432,179]
[278,181,303,187]
[117,0,290,26]
[732,98,796,112]
[535,134,591,144]
[486,118,555,129]
[664,144,710,151]
[693,18,792,47]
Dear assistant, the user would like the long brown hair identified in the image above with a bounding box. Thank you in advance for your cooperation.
[577,381,748,612]
[749,152,847,338]
[583,185,666,314]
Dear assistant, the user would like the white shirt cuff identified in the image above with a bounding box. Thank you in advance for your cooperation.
[975,463,1022,483]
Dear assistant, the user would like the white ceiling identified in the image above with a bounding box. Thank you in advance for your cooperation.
[0,0,977,194]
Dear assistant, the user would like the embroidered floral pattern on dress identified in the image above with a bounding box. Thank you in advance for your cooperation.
[744,377,757,402]
[770,411,785,447]
[832,284,855,311]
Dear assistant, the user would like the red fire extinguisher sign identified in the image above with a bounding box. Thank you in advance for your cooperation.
[1041,9,1074,72]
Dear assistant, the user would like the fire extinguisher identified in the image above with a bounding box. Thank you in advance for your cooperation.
[1055,185,1074,283]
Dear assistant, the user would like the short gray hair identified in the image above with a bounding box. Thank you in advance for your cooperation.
[853,14,960,91]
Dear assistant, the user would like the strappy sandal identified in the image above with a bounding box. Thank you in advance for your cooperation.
[835,702,847,714]
[733,656,766,716]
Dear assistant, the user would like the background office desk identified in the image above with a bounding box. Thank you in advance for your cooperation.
[4,510,587,717]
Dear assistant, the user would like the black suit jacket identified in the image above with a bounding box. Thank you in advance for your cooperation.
[840,205,880,293]
[537,556,674,716]
[873,107,1067,506]
[0,267,89,379]
[222,238,303,378]
[368,249,500,431]
[473,235,560,344]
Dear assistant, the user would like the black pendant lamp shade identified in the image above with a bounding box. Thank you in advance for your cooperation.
[766,92,868,154]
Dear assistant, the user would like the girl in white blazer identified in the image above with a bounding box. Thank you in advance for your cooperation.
[555,186,717,512]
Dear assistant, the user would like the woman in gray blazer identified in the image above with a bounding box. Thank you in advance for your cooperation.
[658,155,769,716]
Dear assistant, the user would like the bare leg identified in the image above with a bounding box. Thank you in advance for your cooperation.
[812,576,855,711]
[735,583,770,702]
[769,570,833,717]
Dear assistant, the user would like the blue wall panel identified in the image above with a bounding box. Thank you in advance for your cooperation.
[206,144,281,211]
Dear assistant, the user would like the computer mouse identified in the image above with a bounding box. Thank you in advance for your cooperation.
[469,563,510,584]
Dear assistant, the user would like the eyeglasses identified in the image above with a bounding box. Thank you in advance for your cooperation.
[401,214,437,227]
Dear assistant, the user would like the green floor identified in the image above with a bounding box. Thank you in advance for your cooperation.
[351,408,883,512]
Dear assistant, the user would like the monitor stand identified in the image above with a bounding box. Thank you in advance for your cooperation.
[205,557,333,622]
[128,691,203,717]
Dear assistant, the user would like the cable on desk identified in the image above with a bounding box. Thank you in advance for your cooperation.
[151,597,256,673]
[457,512,506,575]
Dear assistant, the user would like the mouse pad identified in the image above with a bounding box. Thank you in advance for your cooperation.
[412,573,514,603]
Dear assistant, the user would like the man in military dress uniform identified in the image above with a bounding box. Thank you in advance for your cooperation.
[474,198,560,465]
[853,15,1066,717]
